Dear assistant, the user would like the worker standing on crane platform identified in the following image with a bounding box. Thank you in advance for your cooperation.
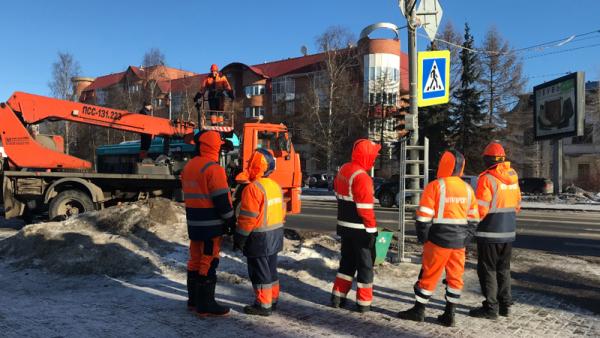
[181,130,236,317]
[195,64,234,125]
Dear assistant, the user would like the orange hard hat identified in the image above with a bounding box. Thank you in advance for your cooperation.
[210,64,219,72]
[483,141,506,157]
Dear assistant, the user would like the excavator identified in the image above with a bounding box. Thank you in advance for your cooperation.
[0,91,302,221]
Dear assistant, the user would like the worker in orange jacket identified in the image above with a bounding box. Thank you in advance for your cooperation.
[181,130,235,317]
[195,64,234,125]
[331,139,381,313]
[234,148,285,316]
[398,150,479,327]
[469,141,521,319]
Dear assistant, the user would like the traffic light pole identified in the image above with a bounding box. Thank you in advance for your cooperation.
[406,0,420,205]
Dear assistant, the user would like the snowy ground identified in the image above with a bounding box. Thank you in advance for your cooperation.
[0,200,598,337]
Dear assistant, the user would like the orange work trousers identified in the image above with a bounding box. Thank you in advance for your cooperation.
[414,241,465,304]
[187,237,222,278]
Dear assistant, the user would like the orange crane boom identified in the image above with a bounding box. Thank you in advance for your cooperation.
[0,92,195,170]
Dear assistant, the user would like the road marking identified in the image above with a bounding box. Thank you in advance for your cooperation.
[584,228,600,232]
[564,242,600,250]
[518,218,599,226]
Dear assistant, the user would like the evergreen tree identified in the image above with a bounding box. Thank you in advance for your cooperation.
[419,39,454,165]
[449,23,491,173]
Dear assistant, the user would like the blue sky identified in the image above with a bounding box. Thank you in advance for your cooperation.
[1,0,599,99]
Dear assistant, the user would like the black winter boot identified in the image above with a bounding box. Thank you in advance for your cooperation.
[187,270,198,310]
[437,302,456,327]
[356,304,371,313]
[397,301,426,322]
[195,277,230,317]
[331,294,347,308]
[499,305,511,317]
[469,305,498,319]
[243,304,272,316]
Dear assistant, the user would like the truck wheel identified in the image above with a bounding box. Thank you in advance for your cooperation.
[379,191,395,208]
[49,190,94,221]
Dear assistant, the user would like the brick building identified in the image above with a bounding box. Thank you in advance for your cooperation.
[73,24,409,175]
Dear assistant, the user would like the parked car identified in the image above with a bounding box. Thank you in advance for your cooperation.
[375,175,413,208]
[308,173,331,189]
[376,175,479,208]
[519,177,553,194]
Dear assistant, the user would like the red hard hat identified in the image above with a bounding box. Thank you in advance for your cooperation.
[483,141,506,157]
[210,64,219,72]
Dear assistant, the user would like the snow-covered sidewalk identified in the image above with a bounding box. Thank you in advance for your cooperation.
[0,200,598,337]
[0,237,598,337]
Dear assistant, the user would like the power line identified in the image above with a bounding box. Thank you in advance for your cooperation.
[523,42,600,60]
[423,28,600,57]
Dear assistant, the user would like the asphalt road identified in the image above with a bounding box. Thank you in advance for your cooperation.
[287,200,600,256]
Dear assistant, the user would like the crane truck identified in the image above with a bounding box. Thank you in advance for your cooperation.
[0,92,302,221]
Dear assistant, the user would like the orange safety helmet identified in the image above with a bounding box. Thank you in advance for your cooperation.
[483,141,506,157]
[210,64,219,72]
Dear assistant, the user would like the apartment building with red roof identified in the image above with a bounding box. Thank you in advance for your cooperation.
[73,24,408,174]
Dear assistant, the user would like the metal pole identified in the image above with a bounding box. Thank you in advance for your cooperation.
[552,138,563,194]
[424,137,429,186]
[397,136,407,263]
[407,0,420,205]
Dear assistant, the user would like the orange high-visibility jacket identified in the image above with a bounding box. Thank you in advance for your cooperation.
[335,140,381,236]
[415,151,479,248]
[475,162,521,243]
[237,177,286,257]
[202,74,232,95]
[182,156,234,241]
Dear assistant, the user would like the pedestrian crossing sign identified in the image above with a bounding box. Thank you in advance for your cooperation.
[417,50,450,107]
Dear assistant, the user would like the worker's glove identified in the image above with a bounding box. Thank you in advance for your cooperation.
[233,233,247,252]
[366,230,378,248]
[227,90,235,100]
[415,222,431,244]
[223,216,237,236]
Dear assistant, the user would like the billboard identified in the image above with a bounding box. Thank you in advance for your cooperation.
[533,72,585,140]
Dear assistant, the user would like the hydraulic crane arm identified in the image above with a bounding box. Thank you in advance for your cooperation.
[0,92,196,170]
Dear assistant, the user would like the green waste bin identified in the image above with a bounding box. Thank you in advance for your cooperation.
[375,231,393,265]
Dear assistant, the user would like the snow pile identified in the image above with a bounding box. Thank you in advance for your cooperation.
[521,184,600,206]
[0,198,189,276]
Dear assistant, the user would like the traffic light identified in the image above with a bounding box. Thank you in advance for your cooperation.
[395,95,410,137]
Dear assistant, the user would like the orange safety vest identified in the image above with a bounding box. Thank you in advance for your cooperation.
[237,177,285,257]
[202,74,232,94]
[415,177,479,248]
[475,162,521,243]
[334,162,377,234]
[181,156,233,241]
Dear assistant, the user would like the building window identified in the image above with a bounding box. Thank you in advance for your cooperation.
[96,89,107,105]
[244,106,264,118]
[244,84,265,98]
[272,77,295,100]
[128,83,141,94]
[572,124,593,144]
[578,163,590,180]
[369,67,399,82]
[369,92,397,106]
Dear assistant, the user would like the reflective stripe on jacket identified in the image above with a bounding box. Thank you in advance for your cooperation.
[182,156,233,241]
[415,177,479,248]
[237,177,285,257]
[475,163,521,243]
[334,162,377,236]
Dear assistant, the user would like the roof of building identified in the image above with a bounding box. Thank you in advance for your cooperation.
[82,65,197,93]
[81,44,410,94]
[84,72,125,91]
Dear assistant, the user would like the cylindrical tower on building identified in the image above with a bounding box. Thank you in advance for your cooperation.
[71,77,95,102]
